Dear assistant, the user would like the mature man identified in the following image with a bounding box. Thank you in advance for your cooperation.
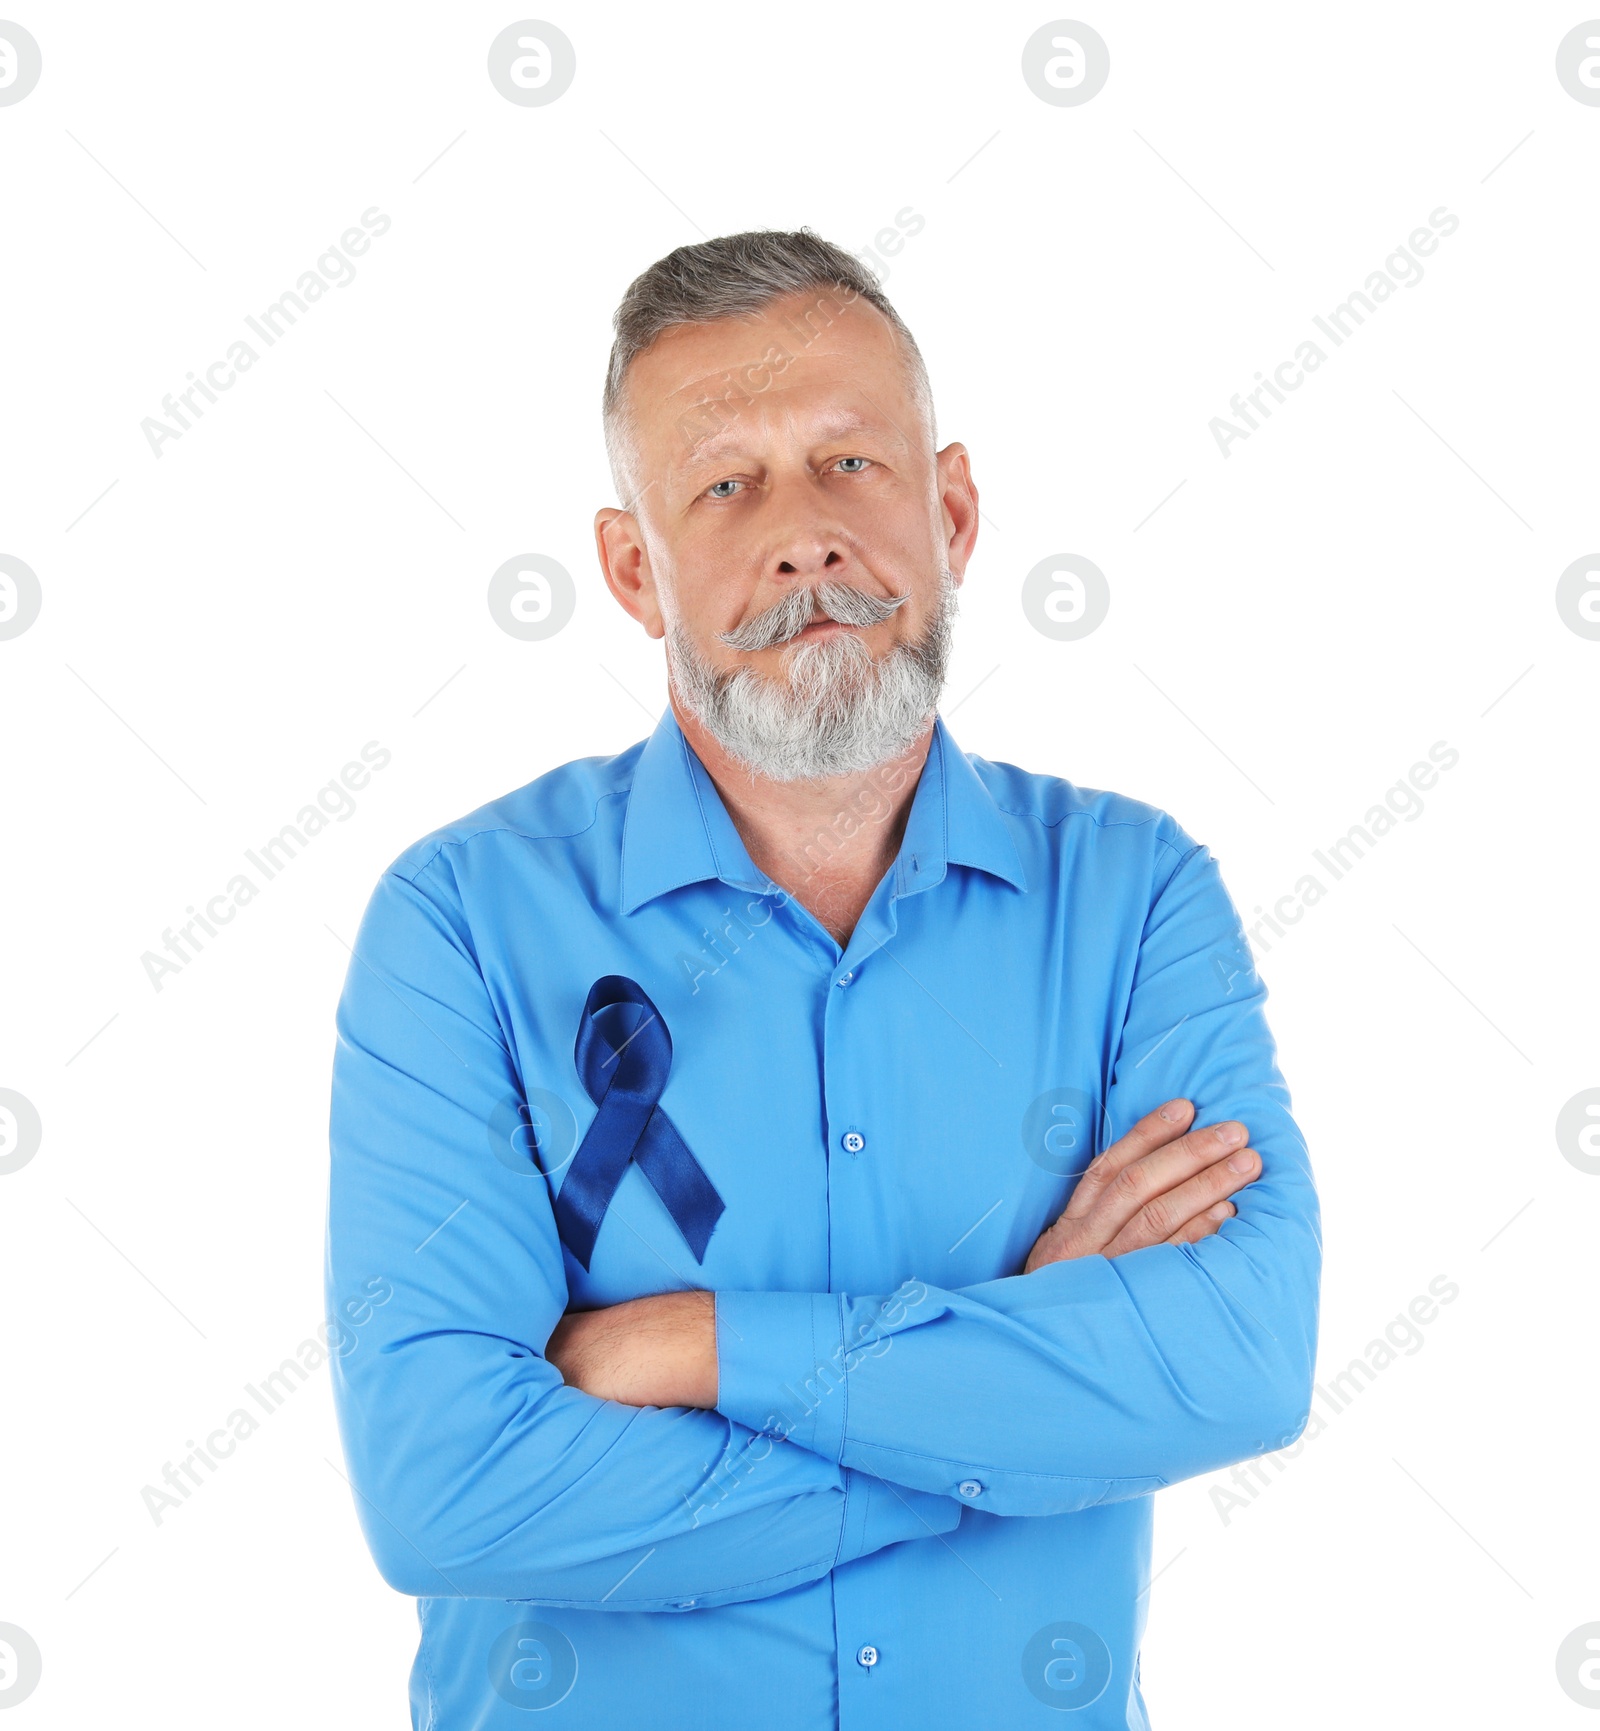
[327,230,1321,1729]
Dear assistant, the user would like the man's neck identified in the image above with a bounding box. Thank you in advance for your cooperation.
[669,695,934,948]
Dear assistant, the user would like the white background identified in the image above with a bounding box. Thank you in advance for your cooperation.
[2,2,1596,1724]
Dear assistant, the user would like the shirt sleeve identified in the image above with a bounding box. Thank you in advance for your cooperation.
[714,832,1322,1518]
[326,858,958,1611]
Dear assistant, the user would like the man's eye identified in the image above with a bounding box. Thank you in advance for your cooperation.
[706,479,742,499]
[834,456,869,473]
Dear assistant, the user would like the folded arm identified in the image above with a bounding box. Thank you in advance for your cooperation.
[554,839,1322,1518]
[326,863,956,1613]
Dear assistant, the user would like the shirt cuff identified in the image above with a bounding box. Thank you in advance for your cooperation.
[715,1289,849,1464]
[835,1468,961,1566]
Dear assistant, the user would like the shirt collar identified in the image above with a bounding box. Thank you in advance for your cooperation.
[619,708,1027,916]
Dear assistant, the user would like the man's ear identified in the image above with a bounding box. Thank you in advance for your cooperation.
[594,507,665,639]
[935,442,979,584]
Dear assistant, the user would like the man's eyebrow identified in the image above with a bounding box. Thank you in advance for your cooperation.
[676,409,899,471]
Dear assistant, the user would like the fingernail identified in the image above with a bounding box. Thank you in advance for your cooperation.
[1228,1150,1255,1174]
[1216,1123,1243,1147]
[1159,1101,1187,1122]
[1210,1202,1232,1220]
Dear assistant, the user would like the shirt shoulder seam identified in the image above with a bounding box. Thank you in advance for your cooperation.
[992,799,1190,863]
[391,784,630,885]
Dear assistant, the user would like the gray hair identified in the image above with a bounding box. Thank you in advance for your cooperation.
[602,227,934,502]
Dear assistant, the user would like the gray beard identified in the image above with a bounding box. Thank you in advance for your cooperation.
[667,569,958,783]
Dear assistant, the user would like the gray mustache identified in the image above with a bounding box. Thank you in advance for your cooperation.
[717,581,911,653]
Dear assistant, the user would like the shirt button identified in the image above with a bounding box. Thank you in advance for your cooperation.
[836,971,854,987]
[958,1479,984,1499]
[856,1644,879,1669]
[841,1130,866,1155]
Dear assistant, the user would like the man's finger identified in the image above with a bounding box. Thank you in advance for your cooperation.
[1102,1147,1259,1257]
[1060,1098,1194,1220]
[1164,1199,1235,1247]
[1082,1120,1252,1246]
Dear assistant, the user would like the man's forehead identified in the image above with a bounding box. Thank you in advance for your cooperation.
[655,343,866,412]
[627,295,906,421]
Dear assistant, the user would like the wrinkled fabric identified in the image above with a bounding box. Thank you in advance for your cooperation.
[326,708,1321,1729]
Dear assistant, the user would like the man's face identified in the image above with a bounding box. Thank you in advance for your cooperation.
[595,288,979,778]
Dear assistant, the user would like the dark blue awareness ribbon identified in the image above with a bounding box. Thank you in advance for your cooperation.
[553,976,726,1271]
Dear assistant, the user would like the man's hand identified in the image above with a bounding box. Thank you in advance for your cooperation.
[1024,1098,1259,1274]
[545,1288,718,1409]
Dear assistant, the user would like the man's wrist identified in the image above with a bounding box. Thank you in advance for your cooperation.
[547,1289,718,1408]
[665,1288,718,1408]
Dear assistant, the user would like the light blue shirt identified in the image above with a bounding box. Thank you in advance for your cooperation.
[326,708,1320,1728]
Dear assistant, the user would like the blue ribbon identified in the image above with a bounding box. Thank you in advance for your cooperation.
[553,976,726,1271]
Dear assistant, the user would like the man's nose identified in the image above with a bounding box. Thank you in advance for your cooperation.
[773,539,847,582]
[762,471,853,584]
